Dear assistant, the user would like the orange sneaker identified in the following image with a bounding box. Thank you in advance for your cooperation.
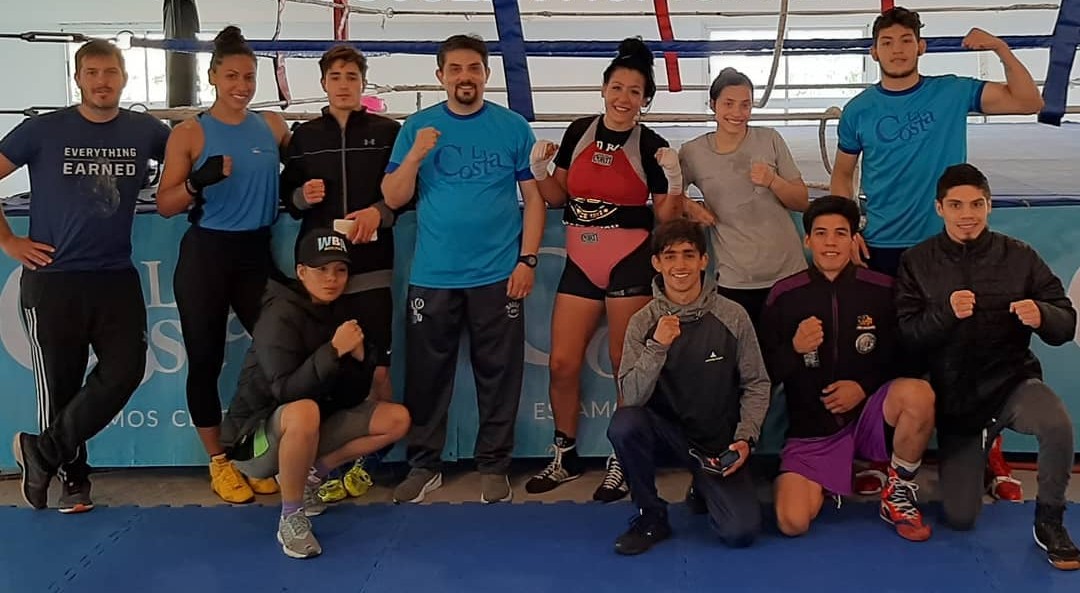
[880,467,932,542]
[210,456,255,504]
[246,475,280,495]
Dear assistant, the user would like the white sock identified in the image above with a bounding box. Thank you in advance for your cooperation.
[891,454,920,479]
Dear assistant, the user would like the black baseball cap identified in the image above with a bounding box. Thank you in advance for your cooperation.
[296,229,351,268]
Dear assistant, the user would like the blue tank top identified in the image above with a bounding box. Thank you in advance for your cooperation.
[192,111,280,231]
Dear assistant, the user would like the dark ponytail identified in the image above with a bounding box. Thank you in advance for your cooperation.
[211,25,255,69]
[602,37,657,107]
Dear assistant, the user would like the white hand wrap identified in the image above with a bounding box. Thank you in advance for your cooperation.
[529,140,557,181]
[656,147,683,196]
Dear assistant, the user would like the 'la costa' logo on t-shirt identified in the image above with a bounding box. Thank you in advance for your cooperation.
[874,110,936,144]
[432,144,509,179]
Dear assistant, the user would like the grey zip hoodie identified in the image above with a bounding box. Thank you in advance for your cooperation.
[619,275,772,451]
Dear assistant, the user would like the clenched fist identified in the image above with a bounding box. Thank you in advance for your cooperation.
[793,316,824,354]
[529,140,558,181]
[750,162,776,188]
[1009,299,1042,329]
[332,320,364,358]
[655,147,682,195]
[407,127,440,163]
[303,179,325,205]
[653,315,681,346]
[962,28,1006,52]
[950,290,976,319]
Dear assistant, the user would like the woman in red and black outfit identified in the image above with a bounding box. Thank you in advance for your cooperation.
[525,38,683,501]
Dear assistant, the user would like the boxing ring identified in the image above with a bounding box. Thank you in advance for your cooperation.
[1,0,1080,470]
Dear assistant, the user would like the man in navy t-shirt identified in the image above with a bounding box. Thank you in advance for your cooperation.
[381,34,545,505]
[0,40,170,514]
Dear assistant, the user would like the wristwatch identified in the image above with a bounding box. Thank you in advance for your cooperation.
[517,254,538,269]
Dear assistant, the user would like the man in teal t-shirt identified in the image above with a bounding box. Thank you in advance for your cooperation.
[381,34,546,505]
[829,6,1044,502]
[830,7,1043,277]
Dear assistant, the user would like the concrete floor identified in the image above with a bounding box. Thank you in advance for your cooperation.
[1,459,1077,509]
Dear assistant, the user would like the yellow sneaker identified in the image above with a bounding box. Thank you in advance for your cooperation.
[344,461,373,498]
[209,456,255,504]
[246,475,280,495]
[316,478,347,503]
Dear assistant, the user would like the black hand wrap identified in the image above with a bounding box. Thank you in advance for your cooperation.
[186,155,227,195]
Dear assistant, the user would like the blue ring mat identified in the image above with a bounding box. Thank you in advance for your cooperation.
[1,500,1077,593]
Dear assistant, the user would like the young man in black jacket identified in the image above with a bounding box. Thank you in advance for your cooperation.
[220,229,410,559]
[761,196,936,542]
[280,45,402,404]
[896,163,1079,570]
[608,219,770,555]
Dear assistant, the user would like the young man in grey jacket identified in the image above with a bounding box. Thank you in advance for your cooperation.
[608,219,771,555]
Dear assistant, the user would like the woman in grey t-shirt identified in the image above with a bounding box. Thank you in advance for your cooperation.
[679,68,809,329]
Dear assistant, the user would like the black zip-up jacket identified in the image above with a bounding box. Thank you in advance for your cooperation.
[280,108,402,286]
[896,230,1076,436]
[761,264,898,439]
[220,279,376,458]
[619,276,771,453]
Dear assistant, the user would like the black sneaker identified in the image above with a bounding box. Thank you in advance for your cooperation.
[1034,503,1080,571]
[593,454,629,503]
[614,509,672,556]
[525,443,583,494]
[12,432,54,510]
[685,485,707,515]
[57,470,94,515]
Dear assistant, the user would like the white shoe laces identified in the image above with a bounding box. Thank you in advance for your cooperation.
[886,477,922,520]
[600,454,626,491]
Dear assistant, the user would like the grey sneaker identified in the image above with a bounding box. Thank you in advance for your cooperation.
[393,468,443,503]
[481,473,512,504]
[303,482,327,517]
[277,510,322,559]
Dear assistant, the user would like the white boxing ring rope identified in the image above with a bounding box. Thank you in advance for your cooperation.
[756,0,788,110]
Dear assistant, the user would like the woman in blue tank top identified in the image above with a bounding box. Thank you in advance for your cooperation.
[157,26,290,504]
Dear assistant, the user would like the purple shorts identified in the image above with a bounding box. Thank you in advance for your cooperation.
[779,381,893,496]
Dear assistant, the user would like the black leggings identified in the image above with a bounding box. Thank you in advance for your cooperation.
[175,225,272,428]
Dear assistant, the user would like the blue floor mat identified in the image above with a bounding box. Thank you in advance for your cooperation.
[1,501,1077,593]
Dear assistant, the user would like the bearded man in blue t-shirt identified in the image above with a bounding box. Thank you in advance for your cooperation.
[381,34,546,505]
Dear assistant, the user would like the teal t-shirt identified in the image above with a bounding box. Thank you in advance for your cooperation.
[387,101,535,288]
[838,75,985,248]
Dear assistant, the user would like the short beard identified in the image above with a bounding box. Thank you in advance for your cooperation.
[880,64,917,80]
[454,87,479,105]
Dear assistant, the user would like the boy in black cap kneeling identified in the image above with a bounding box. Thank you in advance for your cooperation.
[221,229,411,559]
